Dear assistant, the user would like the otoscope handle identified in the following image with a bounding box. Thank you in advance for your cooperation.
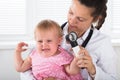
[72,46,80,57]
[72,45,85,69]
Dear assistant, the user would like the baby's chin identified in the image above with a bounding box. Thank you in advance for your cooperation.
[40,52,53,58]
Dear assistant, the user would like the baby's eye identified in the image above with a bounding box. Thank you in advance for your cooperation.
[47,40,52,42]
[38,40,42,43]
[69,11,73,15]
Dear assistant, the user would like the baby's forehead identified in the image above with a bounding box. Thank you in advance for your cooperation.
[37,26,59,33]
[36,29,58,36]
[35,25,62,37]
[36,31,59,40]
[38,28,57,33]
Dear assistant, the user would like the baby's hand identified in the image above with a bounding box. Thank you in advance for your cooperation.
[43,77,56,80]
[15,42,28,53]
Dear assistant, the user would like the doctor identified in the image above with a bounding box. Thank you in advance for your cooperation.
[61,0,117,80]
[21,0,117,80]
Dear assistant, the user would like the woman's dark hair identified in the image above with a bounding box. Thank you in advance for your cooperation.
[78,0,107,30]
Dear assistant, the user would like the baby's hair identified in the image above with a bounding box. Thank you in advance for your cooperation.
[34,19,63,37]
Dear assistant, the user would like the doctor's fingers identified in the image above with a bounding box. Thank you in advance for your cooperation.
[78,51,91,60]
[78,47,90,57]
[82,59,96,74]
[82,55,93,67]
[77,55,93,65]
[76,58,85,68]
[77,58,93,69]
[77,56,92,64]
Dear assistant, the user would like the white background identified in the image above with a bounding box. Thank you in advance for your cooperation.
[0,0,120,80]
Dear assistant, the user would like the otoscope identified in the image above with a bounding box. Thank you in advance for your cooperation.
[66,32,80,57]
[66,32,86,69]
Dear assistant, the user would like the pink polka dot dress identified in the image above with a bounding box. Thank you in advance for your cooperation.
[30,47,83,80]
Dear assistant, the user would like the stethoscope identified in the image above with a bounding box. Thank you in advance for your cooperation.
[65,26,94,57]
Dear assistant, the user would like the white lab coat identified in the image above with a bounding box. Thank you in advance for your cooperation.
[61,23,118,80]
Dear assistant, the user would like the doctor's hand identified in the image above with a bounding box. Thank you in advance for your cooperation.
[77,47,96,76]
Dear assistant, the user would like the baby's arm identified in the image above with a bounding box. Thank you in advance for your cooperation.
[14,42,31,72]
[64,57,80,75]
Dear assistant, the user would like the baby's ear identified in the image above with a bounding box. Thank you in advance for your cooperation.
[60,37,63,42]
[58,37,63,45]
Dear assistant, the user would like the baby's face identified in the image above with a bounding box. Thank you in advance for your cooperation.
[35,30,62,57]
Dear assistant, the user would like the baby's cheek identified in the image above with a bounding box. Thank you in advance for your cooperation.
[36,48,42,53]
